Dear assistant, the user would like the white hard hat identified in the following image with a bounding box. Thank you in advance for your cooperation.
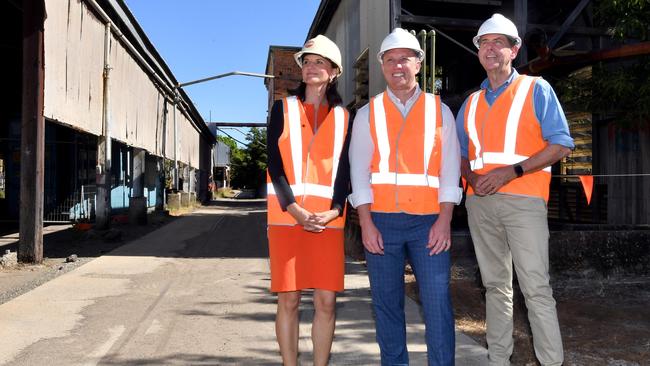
[377,28,424,63]
[294,35,343,76]
[473,13,522,49]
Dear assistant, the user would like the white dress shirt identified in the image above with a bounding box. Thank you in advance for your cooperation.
[348,86,463,209]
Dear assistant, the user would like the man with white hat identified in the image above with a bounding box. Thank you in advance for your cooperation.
[456,13,574,366]
[349,27,462,365]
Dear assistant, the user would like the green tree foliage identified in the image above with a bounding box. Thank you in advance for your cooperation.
[556,0,650,127]
[230,128,267,192]
[596,0,650,40]
[217,135,239,155]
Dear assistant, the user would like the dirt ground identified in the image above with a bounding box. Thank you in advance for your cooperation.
[0,211,176,304]
[406,258,650,366]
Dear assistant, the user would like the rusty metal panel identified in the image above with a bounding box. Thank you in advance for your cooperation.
[43,0,202,168]
[108,35,166,155]
[44,0,104,135]
[179,113,201,168]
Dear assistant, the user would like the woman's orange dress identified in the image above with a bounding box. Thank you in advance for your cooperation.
[268,103,345,292]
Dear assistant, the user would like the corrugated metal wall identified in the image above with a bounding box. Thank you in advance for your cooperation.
[109,40,167,156]
[44,0,104,135]
[43,0,204,169]
[319,0,391,106]
[179,112,201,168]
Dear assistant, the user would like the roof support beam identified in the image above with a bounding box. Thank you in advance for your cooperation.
[548,0,592,48]
[401,10,478,56]
[400,15,609,37]
[211,122,267,127]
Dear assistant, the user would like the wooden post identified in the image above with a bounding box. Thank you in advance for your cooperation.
[19,0,46,263]
[514,0,528,66]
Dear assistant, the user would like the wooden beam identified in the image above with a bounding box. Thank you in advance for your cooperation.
[19,0,45,263]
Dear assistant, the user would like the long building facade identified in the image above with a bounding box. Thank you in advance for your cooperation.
[2,0,215,235]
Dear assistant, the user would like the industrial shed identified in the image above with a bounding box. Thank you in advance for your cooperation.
[300,0,650,225]
[2,0,215,257]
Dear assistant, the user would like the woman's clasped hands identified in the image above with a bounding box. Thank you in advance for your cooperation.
[287,203,339,233]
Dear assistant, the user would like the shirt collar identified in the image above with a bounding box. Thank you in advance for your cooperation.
[480,69,519,92]
[386,84,422,106]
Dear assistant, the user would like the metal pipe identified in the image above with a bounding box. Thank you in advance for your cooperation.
[402,9,477,57]
[85,0,175,98]
[173,93,178,190]
[178,71,274,88]
[85,0,195,191]
[429,30,436,94]
[95,21,113,228]
[103,23,111,168]
[418,30,427,92]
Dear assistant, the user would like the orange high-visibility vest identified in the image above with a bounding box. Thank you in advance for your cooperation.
[369,91,443,214]
[464,75,551,201]
[267,96,349,228]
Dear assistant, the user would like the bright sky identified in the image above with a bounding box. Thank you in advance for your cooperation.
[123,0,321,145]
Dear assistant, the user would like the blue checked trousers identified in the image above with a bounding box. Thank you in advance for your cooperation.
[365,212,455,366]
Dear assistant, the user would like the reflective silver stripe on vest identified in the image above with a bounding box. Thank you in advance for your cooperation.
[371,173,440,188]
[271,98,345,199]
[331,106,345,188]
[467,90,483,169]
[371,92,440,188]
[286,97,302,186]
[423,93,437,175]
[470,153,552,172]
[504,76,535,154]
[267,182,334,198]
[373,93,391,175]
[467,76,551,173]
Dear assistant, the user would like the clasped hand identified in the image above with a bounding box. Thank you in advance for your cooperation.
[287,203,338,233]
[468,166,516,196]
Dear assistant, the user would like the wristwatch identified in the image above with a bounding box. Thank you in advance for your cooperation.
[513,164,524,178]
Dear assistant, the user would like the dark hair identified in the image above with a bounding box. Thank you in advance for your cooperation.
[288,79,343,108]
[288,54,343,108]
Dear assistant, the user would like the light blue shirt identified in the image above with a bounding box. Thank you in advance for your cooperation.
[455,70,575,158]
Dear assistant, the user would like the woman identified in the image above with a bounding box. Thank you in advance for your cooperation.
[266,34,350,366]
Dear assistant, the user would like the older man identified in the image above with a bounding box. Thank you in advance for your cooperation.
[456,14,574,366]
[349,28,462,366]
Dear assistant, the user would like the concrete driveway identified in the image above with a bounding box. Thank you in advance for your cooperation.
[0,201,486,365]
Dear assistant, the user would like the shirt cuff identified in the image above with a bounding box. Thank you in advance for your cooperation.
[348,189,373,208]
[439,187,463,205]
[546,135,575,150]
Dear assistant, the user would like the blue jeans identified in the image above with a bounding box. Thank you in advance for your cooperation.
[365,212,454,366]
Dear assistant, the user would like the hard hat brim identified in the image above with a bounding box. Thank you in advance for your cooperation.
[472,34,522,49]
[293,51,343,76]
